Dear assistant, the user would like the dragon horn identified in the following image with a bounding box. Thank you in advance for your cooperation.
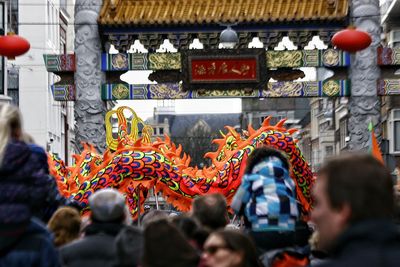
[164,134,171,145]
[247,124,256,135]
[82,142,89,151]
[224,126,240,139]
[176,144,182,156]
[212,138,226,146]
[171,142,177,152]
[219,130,226,138]
[262,116,272,127]
[185,155,191,166]
[287,128,298,135]
[276,118,287,128]
[204,151,218,160]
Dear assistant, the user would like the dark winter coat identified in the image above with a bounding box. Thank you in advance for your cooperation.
[27,143,81,222]
[0,218,60,267]
[60,223,126,267]
[320,220,400,267]
[0,141,49,241]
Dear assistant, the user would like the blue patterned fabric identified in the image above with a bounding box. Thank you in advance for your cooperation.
[231,156,299,231]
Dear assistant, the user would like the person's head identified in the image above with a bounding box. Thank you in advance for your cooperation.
[191,193,228,231]
[311,153,394,251]
[0,104,22,163]
[47,206,82,247]
[89,188,126,224]
[170,214,209,250]
[115,225,144,267]
[202,229,262,267]
[170,214,199,239]
[141,210,168,229]
[143,218,199,267]
[245,146,290,174]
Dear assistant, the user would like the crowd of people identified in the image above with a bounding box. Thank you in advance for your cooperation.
[1,102,400,267]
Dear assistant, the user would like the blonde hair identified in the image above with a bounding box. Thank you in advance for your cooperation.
[308,231,320,251]
[48,206,82,247]
[0,104,22,164]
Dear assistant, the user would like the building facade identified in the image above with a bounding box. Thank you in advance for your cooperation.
[306,0,399,172]
[381,0,400,169]
[15,0,76,164]
[0,0,11,103]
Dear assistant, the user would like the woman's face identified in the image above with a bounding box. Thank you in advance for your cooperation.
[202,234,243,267]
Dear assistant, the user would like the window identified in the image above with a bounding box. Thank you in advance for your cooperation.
[159,127,164,135]
[0,2,4,34]
[7,68,19,105]
[339,118,348,149]
[390,109,400,153]
[10,0,18,33]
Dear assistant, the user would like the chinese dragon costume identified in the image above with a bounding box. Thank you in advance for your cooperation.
[49,107,314,219]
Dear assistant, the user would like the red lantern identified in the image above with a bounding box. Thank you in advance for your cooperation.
[331,27,372,53]
[0,32,30,60]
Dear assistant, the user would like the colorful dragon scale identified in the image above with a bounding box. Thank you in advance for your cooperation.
[49,107,314,219]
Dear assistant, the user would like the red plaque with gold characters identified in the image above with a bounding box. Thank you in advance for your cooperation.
[191,58,257,81]
[182,48,267,90]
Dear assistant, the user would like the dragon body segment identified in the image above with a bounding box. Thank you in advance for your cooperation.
[49,107,314,219]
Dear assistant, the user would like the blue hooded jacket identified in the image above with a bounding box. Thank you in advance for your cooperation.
[231,156,299,231]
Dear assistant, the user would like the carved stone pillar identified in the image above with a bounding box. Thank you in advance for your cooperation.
[74,0,107,152]
[348,0,381,151]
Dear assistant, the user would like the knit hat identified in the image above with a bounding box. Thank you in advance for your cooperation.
[89,188,126,222]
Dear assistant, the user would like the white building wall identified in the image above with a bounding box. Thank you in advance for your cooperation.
[0,0,11,104]
[17,0,75,162]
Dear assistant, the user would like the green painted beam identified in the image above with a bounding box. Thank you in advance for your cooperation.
[101,80,350,100]
[100,49,350,71]
[43,54,76,72]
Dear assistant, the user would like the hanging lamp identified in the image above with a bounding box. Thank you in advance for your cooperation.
[0,32,30,60]
[331,27,372,53]
[0,2,30,60]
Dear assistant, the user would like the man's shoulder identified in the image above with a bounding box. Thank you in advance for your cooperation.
[61,234,116,255]
[321,245,400,267]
